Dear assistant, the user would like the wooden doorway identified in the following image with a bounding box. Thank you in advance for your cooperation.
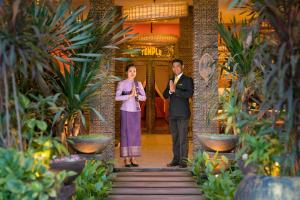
[132,59,171,133]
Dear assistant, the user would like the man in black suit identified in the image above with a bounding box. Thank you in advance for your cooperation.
[163,59,194,168]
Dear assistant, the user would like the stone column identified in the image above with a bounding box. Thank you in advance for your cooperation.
[192,0,219,153]
[146,60,155,133]
[178,6,194,137]
[88,0,115,161]
[178,6,193,77]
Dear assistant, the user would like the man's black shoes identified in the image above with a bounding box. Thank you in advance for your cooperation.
[167,162,179,167]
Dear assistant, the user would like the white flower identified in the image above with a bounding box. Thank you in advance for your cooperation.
[242,153,248,160]
[245,31,253,49]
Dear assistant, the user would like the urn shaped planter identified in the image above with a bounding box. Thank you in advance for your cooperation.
[50,155,86,184]
[196,133,239,152]
[235,175,300,200]
[67,134,112,154]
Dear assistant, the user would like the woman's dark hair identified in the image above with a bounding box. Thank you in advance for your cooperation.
[172,59,183,65]
[125,63,135,72]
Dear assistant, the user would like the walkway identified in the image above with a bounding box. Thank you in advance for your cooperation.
[108,170,203,200]
[114,134,193,168]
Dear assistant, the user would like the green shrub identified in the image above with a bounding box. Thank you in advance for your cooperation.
[75,160,114,200]
[202,168,243,200]
[191,151,243,200]
[191,151,229,183]
[0,148,71,200]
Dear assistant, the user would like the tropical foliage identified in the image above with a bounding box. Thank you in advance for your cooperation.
[191,151,243,200]
[75,160,114,200]
[0,0,135,198]
[215,0,300,176]
[0,0,135,150]
[0,148,74,199]
[0,1,96,150]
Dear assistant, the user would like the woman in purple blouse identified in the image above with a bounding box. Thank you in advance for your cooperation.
[115,64,146,167]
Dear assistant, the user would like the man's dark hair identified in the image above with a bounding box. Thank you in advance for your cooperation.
[172,59,183,65]
[125,63,135,72]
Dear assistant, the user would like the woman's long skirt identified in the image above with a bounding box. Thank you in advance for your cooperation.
[120,110,141,157]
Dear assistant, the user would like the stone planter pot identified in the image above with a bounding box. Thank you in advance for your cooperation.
[67,134,112,154]
[50,155,85,185]
[235,175,300,200]
[196,133,239,152]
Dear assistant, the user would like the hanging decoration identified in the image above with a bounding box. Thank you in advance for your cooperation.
[122,1,188,22]
[128,33,178,45]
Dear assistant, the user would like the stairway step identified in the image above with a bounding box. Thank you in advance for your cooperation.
[114,168,189,172]
[113,176,194,182]
[108,195,203,200]
[111,188,202,195]
[117,171,192,177]
[113,181,198,188]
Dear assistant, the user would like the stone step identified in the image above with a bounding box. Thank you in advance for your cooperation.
[113,181,198,188]
[113,176,195,182]
[114,167,189,172]
[111,188,202,195]
[117,171,192,177]
[107,195,203,200]
[108,169,203,200]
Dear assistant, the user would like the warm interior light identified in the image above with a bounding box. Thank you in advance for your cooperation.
[123,1,188,22]
[129,33,178,45]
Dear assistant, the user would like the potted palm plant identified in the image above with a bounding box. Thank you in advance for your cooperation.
[197,89,240,152]
[198,16,263,154]
[50,7,137,155]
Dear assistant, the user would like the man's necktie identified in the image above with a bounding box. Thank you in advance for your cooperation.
[174,76,179,85]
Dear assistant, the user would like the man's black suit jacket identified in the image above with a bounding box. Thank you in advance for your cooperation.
[163,74,194,119]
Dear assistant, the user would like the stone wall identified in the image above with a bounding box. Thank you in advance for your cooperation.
[88,0,115,161]
[178,6,194,78]
[192,0,219,153]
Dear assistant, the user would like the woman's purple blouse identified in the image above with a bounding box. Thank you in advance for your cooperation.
[115,79,146,112]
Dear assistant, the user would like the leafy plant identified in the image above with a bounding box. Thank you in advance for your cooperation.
[51,63,112,137]
[50,6,137,140]
[191,151,229,183]
[0,148,73,199]
[228,0,300,176]
[191,150,243,200]
[69,134,109,140]
[75,160,114,200]
[0,0,97,150]
[202,167,243,200]
[239,134,282,176]
[18,93,68,158]
[216,20,263,109]
[233,111,284,175]
[214,89,242,134]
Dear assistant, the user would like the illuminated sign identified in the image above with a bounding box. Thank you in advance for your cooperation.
[127,45,175,58]
[141,47,162,56]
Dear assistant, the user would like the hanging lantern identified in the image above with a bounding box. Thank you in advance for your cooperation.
[122,1,188,22]
[129,33,178,45]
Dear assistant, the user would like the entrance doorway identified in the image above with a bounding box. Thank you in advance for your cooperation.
[114,58,194,168]
[133,59,171,134]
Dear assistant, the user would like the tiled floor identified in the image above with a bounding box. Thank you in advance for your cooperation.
[114,134,193,168]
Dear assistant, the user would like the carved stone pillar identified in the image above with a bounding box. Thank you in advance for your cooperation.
[192,0,219,153]
[88,0,115,161]
[146,60,155,133]
[178,6,193,77]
